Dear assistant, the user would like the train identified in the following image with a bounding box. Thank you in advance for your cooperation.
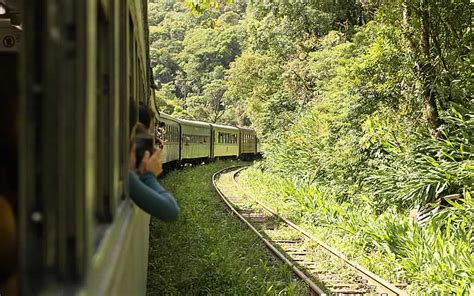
[156,114,260,165]
[0,0,259,295]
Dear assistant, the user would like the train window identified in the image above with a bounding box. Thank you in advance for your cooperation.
[167,126,171,143]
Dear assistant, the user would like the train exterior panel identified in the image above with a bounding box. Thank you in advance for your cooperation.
[157,112,180,164]
[211,124,240,158]
[180,119,212,160]
[239,127,257,155]
[18,0,152,294]
[82,204,150,295]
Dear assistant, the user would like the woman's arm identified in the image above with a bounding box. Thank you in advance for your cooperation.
[128,171,179,221]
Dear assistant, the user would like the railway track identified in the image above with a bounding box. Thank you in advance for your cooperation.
[213,166,407,296]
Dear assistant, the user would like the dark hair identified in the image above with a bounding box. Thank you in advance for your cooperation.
[135,122,148,136]
[138,102,154,129]
[128,98,137,137]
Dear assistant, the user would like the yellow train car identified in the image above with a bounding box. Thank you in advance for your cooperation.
[239,127,258,156]
[179,119,212,161]
[211,124,240,158]
[0,0,152,295]
[157,112,181,164]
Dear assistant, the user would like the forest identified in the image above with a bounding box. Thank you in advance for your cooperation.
[148,0,473,294]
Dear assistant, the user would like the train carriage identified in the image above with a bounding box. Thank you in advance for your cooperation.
[6,0,152,295]
[239,127,257,157]
[179,119,212,161]
[211,124,240,158]
[157,112,181,164]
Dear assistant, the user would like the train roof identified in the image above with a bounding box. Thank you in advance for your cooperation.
[158,112,180,122]
[211,124,239,131]
[238,126,256,132]
[178,118,212,128]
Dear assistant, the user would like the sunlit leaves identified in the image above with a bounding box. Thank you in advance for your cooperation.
[184,0,234,14]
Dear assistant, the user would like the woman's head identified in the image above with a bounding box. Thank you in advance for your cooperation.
[138,102,154,130]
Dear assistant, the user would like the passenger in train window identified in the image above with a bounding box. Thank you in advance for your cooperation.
[138,102,154,131]
[128,102,179,222]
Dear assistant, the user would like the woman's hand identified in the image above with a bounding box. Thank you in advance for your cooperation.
[138,149,163,176]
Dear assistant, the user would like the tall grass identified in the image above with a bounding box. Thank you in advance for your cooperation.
[147,161,308,295]
[368,105,474,211]
[240,166,474,295]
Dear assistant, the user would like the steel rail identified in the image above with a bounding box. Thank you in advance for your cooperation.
[231,167,407,296]
[212,167,327,296]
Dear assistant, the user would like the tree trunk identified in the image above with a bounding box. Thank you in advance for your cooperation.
[419,1,441,136]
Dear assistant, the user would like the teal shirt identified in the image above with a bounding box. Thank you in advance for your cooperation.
[128,171,179,221]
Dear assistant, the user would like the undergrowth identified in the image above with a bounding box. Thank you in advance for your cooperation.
[147,160,308,295]
[240,167,474,295]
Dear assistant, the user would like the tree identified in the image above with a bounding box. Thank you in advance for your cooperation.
[398,0,471,136]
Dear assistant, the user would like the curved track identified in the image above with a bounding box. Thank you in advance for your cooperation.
[213,166,407,296]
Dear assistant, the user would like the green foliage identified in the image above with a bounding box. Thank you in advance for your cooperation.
[147,161,308,295]
[184,0,233,14]
[149,0,246,124]
[149,2,472,293]
[241,167,474,295]
[367,103,474,210]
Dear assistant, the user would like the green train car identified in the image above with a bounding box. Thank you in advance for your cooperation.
[1,0,153,294]
[157,112,181,164]
[211,124,240,158]
[179,119,212,161]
